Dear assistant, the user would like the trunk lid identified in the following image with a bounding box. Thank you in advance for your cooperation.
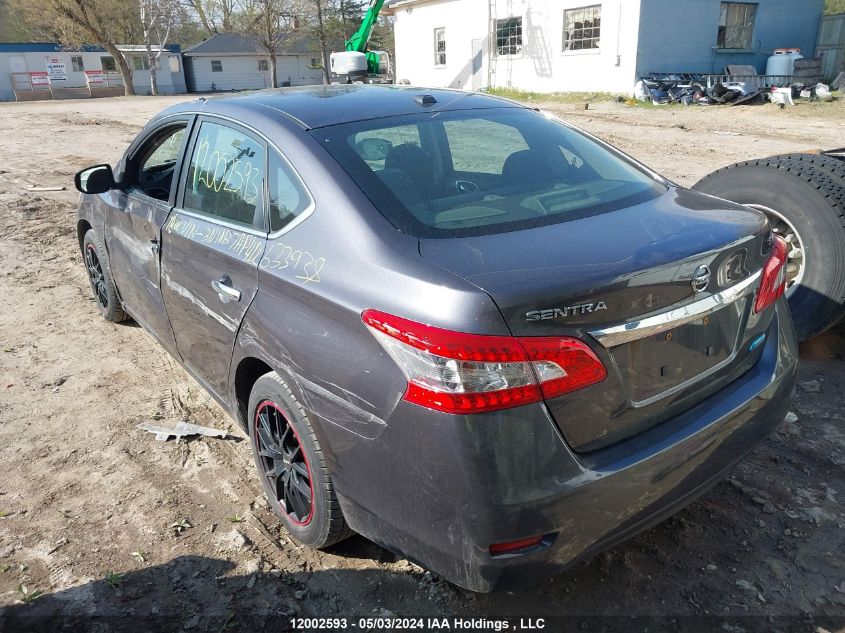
[419,188,773,451]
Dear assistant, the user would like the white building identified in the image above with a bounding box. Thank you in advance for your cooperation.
[0,42,186,101]
[182,32,324,92]
[384,0,825,93]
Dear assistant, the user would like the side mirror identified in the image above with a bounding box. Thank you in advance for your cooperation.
[75,164,115,194]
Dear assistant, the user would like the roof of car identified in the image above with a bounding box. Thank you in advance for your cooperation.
[166,84,526,130]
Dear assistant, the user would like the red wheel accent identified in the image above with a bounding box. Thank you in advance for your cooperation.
[254,400,314,526]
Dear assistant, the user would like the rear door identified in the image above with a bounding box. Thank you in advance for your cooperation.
[105,116,193,355]
[160,117,268,399]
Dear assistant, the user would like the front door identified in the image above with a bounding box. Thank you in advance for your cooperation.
[161,118,268,399]
[105,118,192,355]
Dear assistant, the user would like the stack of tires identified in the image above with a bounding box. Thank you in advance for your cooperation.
[693,153,845,342]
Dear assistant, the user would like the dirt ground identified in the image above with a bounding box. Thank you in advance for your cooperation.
[0,94,843,633]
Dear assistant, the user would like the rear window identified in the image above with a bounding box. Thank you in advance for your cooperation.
[311,108,666,238]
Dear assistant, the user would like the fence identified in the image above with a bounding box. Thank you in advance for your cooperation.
[9,71,126,101]
[817,13,845,82]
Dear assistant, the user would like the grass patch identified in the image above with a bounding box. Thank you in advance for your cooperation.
[487,87,621,104]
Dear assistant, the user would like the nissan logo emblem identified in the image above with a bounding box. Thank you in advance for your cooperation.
[691,265,711,293]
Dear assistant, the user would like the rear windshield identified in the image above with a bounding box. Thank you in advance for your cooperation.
[310,108,666,238]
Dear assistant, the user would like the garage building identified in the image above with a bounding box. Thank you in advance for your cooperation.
[182,32,325,92]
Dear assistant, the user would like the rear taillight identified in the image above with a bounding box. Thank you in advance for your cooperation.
[754,235,789,314]
[362,310,607,414]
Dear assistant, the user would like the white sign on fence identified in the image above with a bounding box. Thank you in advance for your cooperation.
[85,70,105,85]
[30,72,49,87]
[45,57,67,82]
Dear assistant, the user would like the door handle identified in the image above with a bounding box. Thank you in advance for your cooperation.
[150,239,160,253]
[211,275,241,304]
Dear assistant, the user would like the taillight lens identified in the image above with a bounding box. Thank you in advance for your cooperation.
[362,309,607,414]
[754,235,789,314]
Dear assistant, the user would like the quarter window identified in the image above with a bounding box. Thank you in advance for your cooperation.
[717,2,757,49]
[71,56,84,72]
[434,27,446,66]
[184,121,266,230]
[132,125,187,201]
[211,60,223,72]
[496,17,522,56]
[269,149,312,232]
[563,5,601,51]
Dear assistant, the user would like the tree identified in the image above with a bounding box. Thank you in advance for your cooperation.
[184,0,239,35]
[140,0,178,95]
[826,0,845,14]
[21,0,140,95]
[311,0,330,83]
[239,0,307,88]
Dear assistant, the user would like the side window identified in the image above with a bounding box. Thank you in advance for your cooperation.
[183,121,266,230]
[443,119,528,174]
[133,124,187,201]
[269,149,311,232]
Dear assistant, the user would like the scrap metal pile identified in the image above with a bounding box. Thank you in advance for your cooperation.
[634,60,839,107]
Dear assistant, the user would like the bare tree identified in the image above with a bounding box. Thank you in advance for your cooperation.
[140,0,178,95]
[239,0,305,88]
[24,0,139,95]
[312,0,329,84]
[184,0,238,36]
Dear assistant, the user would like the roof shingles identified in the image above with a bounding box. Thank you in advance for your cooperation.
[182,32,317,56]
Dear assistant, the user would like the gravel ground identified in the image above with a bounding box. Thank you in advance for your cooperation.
[0,94,843,633]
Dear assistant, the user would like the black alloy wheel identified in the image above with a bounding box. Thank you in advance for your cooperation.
[85,244,109,311]
[254,400,314,526]
[247,372,352,547]
[81,229,127,323]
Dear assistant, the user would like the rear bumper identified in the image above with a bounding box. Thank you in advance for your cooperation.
[324,302,798,593]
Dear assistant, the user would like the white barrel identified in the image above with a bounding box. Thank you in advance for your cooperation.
[766,49,803,76]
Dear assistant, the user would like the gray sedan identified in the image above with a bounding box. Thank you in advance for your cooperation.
[74,85,797,592]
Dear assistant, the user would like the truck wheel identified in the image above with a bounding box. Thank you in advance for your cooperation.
[693,155,845,341]
[247,372,352,548]
[82,229,127,323]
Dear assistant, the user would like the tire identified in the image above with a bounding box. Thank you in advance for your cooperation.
[693,155,845,342]
[247,372,352,548]
[82,229,127,323]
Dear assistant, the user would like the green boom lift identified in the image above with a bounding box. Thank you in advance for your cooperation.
[329,0,391,82]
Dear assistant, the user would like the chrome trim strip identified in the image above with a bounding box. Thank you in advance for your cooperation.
[589,270,761,348]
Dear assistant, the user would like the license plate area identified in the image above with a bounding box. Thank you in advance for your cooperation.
[609,298,746,405]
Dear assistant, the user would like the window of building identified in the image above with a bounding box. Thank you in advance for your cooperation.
[496,17,522,56]
[563,5,601,51]
[717,2,757,49]
[211,60,223,72]
[434,27,446,66]
[133,56,150,71]
[269,149,312,232]
[71,56,84,72]
[169,55,180,73]
[184,121,266,229]
[258,59,269,71]
[100,56,117,72]
[310,58,322,68]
